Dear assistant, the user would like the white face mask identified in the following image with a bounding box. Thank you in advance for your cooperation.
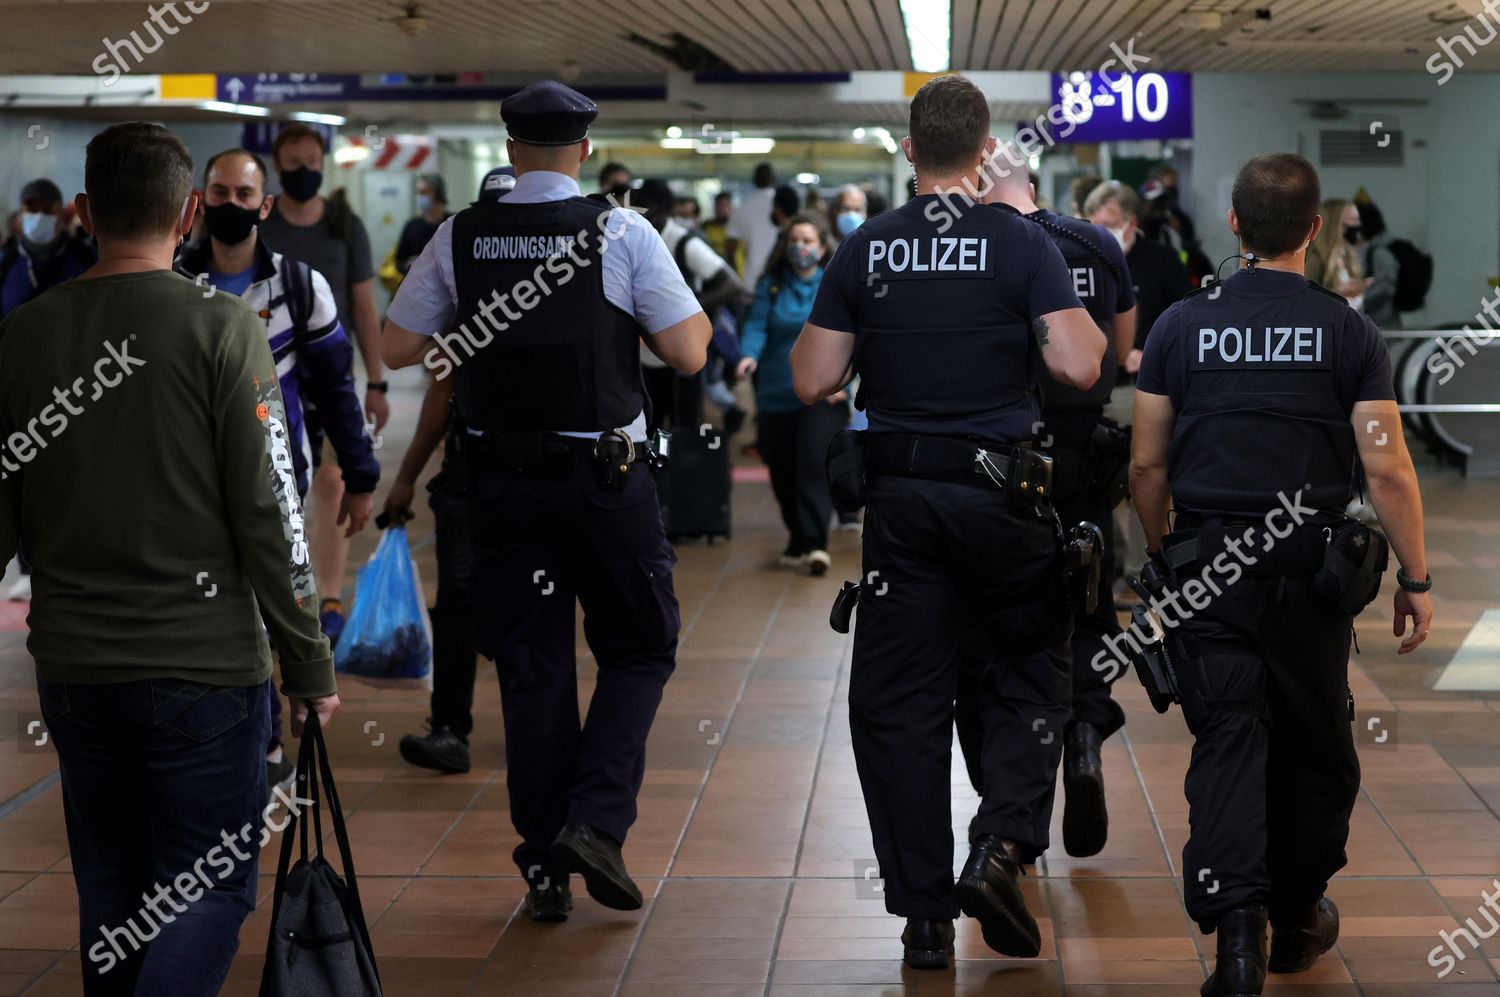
[1107,224,1129,250]
[21,211,58,244]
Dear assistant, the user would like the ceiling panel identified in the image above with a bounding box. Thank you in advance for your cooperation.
[0,0,1494,76]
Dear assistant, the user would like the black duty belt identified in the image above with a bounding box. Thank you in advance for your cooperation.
[1166,509,1346,576]
[465,429,651,475]
[864,432,1020,489]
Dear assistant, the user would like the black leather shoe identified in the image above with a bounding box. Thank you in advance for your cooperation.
[1062,721,1108,858]
[1269,896,1339,973]
[549,822,643,911]
[524,881,574,923]
[954,836,1041,957]
[399,725,471,774]
[1201,906,1268,996]
[901,918,955,970]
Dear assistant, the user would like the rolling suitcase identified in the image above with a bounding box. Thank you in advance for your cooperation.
[657,423,731,543]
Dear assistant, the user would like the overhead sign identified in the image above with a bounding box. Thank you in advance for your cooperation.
[215,73,666,104]
[1048,71,1192,143]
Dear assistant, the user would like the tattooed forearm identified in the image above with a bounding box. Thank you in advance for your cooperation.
[1032,316,1050,347]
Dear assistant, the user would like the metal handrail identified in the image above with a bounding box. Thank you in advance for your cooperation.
[1397,405,1500,413]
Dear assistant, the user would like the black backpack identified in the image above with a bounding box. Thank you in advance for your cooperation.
[1385,238,1433,312]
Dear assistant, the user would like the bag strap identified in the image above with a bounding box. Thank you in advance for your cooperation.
[310,712,381,986]
[278,256,314,340]
[260,709,315,996]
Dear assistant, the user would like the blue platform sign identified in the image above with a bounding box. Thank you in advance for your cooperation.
[216,73,666,105]
[1048,71,1192,143]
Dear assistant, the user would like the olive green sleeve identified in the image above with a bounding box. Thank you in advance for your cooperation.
[212,312,336,699]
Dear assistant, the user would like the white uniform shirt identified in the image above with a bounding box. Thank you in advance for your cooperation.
[387,170,702,440]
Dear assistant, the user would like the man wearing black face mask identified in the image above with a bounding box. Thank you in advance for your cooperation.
[177,148,379,797]
[259,124,384,648]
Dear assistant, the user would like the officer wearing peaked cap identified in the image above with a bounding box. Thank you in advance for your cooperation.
[382,79,711,923]
[1131,153,1433,996]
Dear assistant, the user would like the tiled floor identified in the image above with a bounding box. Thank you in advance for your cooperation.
[3,374,1500,995]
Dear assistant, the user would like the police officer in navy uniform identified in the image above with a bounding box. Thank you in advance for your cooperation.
[792,75,1107,969]
[1131,153,1433,996]
[953,161,1137,857]
[382,80,711,922]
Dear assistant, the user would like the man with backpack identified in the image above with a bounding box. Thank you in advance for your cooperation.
[1355,197,1433,329]
[177,147,378,796]
[260,124,387,646]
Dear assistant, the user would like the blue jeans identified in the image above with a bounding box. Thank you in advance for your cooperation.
[38,677,270,996]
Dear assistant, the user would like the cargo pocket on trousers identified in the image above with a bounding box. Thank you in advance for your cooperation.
[636,545,681,650]
[151,680,249,743]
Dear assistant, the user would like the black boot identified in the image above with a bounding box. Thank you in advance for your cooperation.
[399,724,471,774]
[524,880,574,923]
[901,918,955,970]
[1201,906,1268,996]
[954,836,1041,957]
[549,822,643,911]
[1269,896,1339,973]
[1062,721,1108,857]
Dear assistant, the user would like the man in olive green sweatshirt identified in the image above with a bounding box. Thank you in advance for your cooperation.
[0,122,340,997]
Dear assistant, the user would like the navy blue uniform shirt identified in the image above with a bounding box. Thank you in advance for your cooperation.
[1137,266,1393,407]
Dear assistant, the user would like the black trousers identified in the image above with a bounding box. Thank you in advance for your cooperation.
[466,458,680,888]
[756,401,847,556]
[427,487,478,737]
[955,441,1126,791]
[851,475,1070,920]
[1172,568,1358,931]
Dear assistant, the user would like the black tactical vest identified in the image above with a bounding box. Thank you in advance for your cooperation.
[853,197,1040,445]
[450,197,641,432]
[1025,209,1120,412]
[1169,272,1358,516]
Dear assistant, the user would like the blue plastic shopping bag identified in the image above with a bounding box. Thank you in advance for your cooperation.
[334,526,431,680]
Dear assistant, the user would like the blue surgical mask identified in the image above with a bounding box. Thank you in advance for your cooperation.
[415,194,432,214]
[836,210,864,237]
[21,211,58,245]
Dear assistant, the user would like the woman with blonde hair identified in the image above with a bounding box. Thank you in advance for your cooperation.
[1306,198,1371,310]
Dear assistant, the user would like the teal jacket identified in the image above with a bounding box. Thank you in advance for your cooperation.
[739,266,824,414]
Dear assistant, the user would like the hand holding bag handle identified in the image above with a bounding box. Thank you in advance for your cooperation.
[260,710,381,995]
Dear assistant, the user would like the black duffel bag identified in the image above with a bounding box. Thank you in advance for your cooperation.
[259,711,382,997]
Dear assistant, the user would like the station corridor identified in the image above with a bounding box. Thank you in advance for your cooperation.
[1,375,1498,997]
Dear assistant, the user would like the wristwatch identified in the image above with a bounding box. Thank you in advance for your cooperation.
[1396,568,1432,593]
[367,380,389,393]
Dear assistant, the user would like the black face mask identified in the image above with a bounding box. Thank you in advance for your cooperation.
[1344,225,1363,244]
[279,165,322,201]
[204,200,263,245]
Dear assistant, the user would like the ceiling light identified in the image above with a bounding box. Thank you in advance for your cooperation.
[659,137,696,150]
[796,172,820,185]
[666,125,683,138]
[198,100,270,117]
[871,127,899,155]
[900,0,951,73]
[704,137,776,155]
[333,145,369,165]
[290,111,347,125]
[852,127,867,140]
